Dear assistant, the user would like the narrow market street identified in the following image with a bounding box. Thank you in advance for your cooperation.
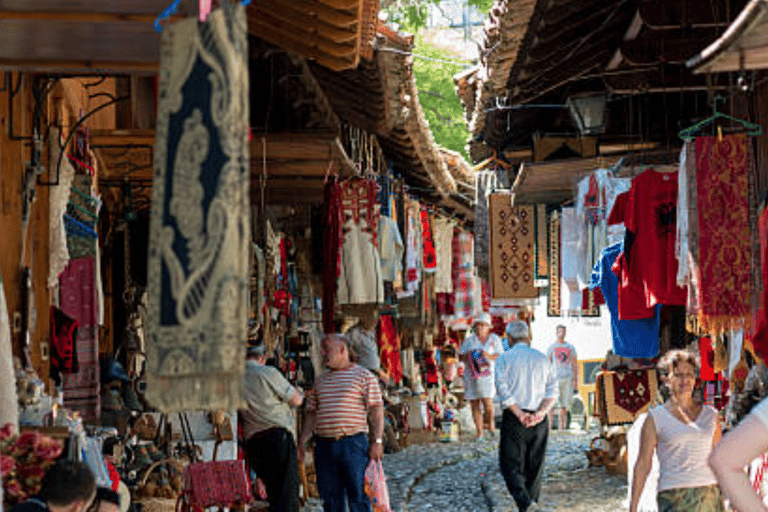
[303,429,627,512]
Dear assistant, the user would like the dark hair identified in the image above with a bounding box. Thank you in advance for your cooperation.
[41,460,96,507]
[96,487,120,507]
[657,349,700,376]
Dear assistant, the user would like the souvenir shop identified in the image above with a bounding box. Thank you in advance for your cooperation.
[0,1,494,510]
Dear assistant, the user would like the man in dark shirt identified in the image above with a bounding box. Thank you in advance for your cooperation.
[11,460,96,512]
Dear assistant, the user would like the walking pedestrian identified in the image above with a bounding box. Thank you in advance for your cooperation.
[298,333,384,512]
[546,325,578,430]
[241,344,304,512]
[459,313,504,441]
[630,350,724,512]
[709,394,768,512]
[346,311,386,381]
[495,320,557,512]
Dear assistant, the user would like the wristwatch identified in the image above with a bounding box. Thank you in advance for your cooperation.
[374,438,383,444]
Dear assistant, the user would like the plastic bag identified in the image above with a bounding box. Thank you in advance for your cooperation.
[364,460,392,512]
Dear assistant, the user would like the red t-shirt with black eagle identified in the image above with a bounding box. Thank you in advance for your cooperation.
[619,168,687,310]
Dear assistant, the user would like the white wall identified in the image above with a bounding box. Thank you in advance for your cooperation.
[527,293,613,361]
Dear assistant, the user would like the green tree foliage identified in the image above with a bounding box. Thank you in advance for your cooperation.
[411,35,473,160]
[385,0,494,32]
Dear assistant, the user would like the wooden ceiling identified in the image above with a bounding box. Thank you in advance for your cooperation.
[465,0,751,159]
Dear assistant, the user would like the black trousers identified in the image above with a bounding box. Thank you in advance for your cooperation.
[499,409,549,512]
[246,427,300,512]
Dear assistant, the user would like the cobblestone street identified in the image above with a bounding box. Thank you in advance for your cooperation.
[303,429,628,512]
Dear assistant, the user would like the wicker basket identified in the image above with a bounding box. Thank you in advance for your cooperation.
[133,459,184,512]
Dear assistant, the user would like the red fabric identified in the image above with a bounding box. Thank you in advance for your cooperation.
[752,207,768,361]
[612,370,652,414]
[491,316,506,337]
[699,337,715,381]
[436,293,454,316]
[50,307,79,376]
[379,315,402,384]
[612,253,657,320]
[105,460,120,492]
[322,181,343,333]
[59,258,98,329]
[607,191,629,225]
[182,460,252,511]
[696,135,752,324]
[622,168,687,307]
[481,280,491,312]
[583,287,605,308]
[421,209,436,270]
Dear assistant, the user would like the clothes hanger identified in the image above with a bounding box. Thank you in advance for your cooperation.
[155,0,252,32]
[678,95,763,140]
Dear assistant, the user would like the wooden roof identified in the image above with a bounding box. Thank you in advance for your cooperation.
[0,0,379,73]
[688,0,768,73]
[462,0,748,163]
[247,0,379,71]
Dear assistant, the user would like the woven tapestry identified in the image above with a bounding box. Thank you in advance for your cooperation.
[534,203,548,279]
[696,134,752,333]
[489,195,537,300]
[547,211,600,317]
[147,4,249,413]
[60,258,100,423]
[597,369,658,426]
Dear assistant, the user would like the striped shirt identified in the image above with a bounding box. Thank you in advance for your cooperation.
[307,364,383,438]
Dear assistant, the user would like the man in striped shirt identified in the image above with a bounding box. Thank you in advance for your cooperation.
[298,333,384,512]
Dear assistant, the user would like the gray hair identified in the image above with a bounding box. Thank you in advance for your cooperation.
[324,333,358,363]
[505,320,530,340]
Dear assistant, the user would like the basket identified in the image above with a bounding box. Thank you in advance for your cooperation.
[133,458,184,512]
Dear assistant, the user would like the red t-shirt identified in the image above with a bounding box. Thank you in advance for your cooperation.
[622,168,687,308]
[612,252,657,320]
[607,191,629,225]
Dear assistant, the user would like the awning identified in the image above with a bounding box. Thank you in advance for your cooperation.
[0,0,380,73]
[688,0,768,73]
[511,156,621,204]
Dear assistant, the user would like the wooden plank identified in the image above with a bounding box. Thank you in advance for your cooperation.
[248,22,358,71]
[251,0,359,27]
[90,129,156,147]
[250,2,358,43]
[0,11,183,23]
[0,58,158,72]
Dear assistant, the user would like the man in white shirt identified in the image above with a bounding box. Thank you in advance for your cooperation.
[495,321,558,512]
[546,325,578,430]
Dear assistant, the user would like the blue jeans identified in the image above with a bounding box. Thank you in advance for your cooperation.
[314,433,372,512]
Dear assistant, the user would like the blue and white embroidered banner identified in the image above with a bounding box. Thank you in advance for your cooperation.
[147,4,249,413]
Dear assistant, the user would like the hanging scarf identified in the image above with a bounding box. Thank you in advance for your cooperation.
[379,315,402,384]
[421,208,437,272]
[323,180,343,333]
[696,134,752,333]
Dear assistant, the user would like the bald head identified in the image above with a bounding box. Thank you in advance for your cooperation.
[321,334,352,370]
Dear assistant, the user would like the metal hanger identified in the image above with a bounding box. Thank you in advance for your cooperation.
[678,95,763,140]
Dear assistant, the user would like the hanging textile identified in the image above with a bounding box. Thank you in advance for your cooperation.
[48,129,75,289]
[596,369,659,426]
[379,215,404,283]
[488,195,537,300]
[621,168,687,308]
[379,315,403,384]
[65,174,99,260]
[322,181,343,333]
[696,134,752,333]
[50,307,79,386]
[574,170,632,290]
[60,258,100,423]
[590,243,660,358]
[146,4,249,412]
[475,171,497,280]
[699,337,716,381]
[452,228,476,320]
[752,207,768,361]
[676,142,692,286]
[0,253,18,430]
[337,177,383,305]
[400,199,422,298]
[534,204,548,280]
[421,209,437,272]
[433,216,455,293]
[549,211,599,317]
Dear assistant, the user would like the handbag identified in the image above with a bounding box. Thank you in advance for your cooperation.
[179,460,252,512]
[364,460,392,512]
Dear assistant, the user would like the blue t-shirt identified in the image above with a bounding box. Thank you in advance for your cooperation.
[589,242,660,358]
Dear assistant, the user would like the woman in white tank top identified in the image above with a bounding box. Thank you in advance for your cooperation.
[629,350,724,512]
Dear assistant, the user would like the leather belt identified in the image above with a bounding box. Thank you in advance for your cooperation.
[316,432,366,442]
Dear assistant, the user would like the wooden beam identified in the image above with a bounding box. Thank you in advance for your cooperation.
[0,10,182,23]
[0,58,158,72]
[249,2,358,43]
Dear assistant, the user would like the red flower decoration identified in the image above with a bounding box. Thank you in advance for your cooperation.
[5,478,23,497]
[0,423,14,442]
[33,437,62,461]
[1,454,15,476]
[17,464,45,479]
[15,432,38,450]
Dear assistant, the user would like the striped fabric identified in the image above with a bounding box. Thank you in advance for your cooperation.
[307,364,383,438]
